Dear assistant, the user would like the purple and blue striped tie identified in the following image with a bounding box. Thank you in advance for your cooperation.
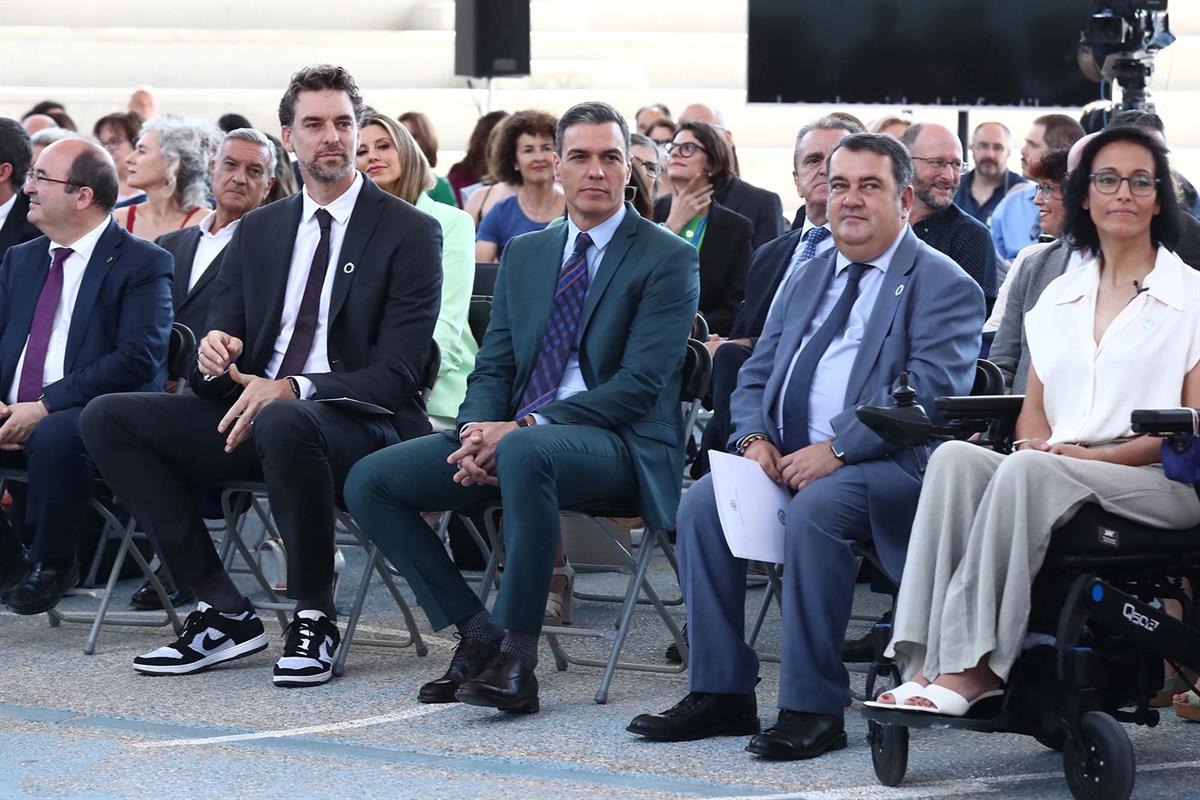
[515,231,593,419]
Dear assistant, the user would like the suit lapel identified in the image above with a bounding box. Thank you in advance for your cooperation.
[328,178,384,326]
[577,205,638,340]
[4,238,49,387]
[64,220,122,373]
[763,250,835,412]
[172,228,202,308]
[843,229,920,405]
[520,224,569,377]
[251,195,303,368]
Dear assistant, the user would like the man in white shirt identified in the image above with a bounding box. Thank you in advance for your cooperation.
[0,137,173,614]
[81,65,443,688]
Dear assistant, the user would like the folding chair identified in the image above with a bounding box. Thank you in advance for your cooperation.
[477,338,712,703]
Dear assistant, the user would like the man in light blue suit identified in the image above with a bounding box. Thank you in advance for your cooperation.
[629,133,984,760]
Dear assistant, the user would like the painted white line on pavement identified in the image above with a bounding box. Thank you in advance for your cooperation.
[131,702,462,749]
[704,759,1200,800]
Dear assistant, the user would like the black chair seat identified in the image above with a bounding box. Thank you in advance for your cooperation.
[565,499,640,519]
[1048,503,1200,556]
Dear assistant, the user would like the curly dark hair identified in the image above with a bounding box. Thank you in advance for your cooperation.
[490,109,557,186]
[1062,125,1181,256]
[1028,148,1069,187]
[278,64,364,128]
[674,120,735,191]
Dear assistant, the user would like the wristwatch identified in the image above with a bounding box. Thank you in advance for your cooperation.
[286,377,302,399]
[830,438,846,461]
[515,414,538,428]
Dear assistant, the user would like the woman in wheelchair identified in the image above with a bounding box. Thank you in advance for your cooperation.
[875,125,1200,716]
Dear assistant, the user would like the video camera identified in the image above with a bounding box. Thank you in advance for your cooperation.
[1077,0,1175,111]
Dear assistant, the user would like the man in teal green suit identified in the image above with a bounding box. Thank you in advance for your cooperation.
[345,101,700,714]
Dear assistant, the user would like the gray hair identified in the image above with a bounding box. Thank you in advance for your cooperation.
[220,127,277,176]
[828,132,914,198]
[555,101,630,156]
[794,115,865,161]
[140,115,219,209]
[30,128,82,148]
[629,132,665,165]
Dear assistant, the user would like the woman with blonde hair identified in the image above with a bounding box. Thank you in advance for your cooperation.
[356,113,477,430]
[115,115,216,240]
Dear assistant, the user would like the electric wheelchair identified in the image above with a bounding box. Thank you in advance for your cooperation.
[850,373,1200,800]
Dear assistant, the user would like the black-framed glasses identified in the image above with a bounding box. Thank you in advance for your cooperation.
[631,156,662,178]
[1089,171,1159,196]
[1033,182,1063,199]
[911,156,965,173]
[666,141,707,158]
[24,171,74,189]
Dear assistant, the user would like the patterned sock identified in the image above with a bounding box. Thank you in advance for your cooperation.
[456,608,502,643]
[500,630,539,671]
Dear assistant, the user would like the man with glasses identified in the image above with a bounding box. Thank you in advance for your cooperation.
[0,119,41,261]
[0,137,173,614]
[901,122,999,304]
[953,122,1025,226]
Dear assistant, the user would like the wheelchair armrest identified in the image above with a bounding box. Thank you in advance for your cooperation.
[934,394,1025,421]
[1131,408,1199,436]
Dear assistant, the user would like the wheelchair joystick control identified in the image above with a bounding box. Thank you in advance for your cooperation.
[855,372,934,447]
[892,371,916,407]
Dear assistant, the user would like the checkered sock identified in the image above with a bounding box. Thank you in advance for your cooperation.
[456,608,502,644]
[500,630,538,671]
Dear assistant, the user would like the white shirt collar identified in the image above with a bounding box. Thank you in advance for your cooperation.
[0,192,17,222]
[799,212,829,239]
[833,227,906,275]
[50,215,111,265]
[197,210,240,240]
[565,203,626,254]
[301,170,364,227]
[1055,245,1186,311]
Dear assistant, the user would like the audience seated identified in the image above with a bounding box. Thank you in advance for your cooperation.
[46,111,78,132]
[990,114,1084,260]
[629,132,665,215]
[262,131,300,203]
[114,115,217,240]
[30,128,81,163]
[217,113,253,133]
[446,110,507,208]
[646,119,675,147]
[869,114,911,139]
[475,110,563,263]
[22,115,59,136]
[357,112,477,430]
[128,85,159,121]
[878,126,1200,717]
[629,133,983,758]
[954,122,1025,226]
[667,103,784,249]
[343,101,699,715]
[0,138,173,615]
[0,120,42,259]
[21,101,67,122]
[80,65,443,688]
[900,123,1000,303]
[398,111,458,208]
[93,111,146,209]
[635,102,671,135]
[655,121,751,337]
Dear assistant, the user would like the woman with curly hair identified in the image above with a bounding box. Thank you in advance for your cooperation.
[115,115,217,240]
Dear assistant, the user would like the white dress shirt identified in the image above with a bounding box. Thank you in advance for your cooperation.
[265,171,364,396]
[0,192,16,233]
[188,211,239,293]
[7,215,111,405]
[774,228,905,446]
[1025,246,1200,445]
[764,214,835,321]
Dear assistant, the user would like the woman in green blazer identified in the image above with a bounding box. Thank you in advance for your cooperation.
[357,113,477,429]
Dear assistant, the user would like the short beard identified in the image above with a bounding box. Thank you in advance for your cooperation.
[303,153,353,185]
[914,183,952,211]
[975,159,1001,178]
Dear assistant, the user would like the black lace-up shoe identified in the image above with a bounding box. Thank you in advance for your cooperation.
[133,602,267,675]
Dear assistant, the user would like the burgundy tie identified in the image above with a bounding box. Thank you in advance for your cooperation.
[18,246,72,403]
[277,208,333,379]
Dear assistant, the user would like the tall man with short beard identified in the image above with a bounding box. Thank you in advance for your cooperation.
[953,122,1024,225]
[81,65,443,688]
[901,122,999,304]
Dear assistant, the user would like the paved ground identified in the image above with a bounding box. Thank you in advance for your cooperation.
[1,528,1198,800]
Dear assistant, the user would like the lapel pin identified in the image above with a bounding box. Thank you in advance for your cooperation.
[343,262,355,274]
[895,284,905,297]
[106,256,113,263]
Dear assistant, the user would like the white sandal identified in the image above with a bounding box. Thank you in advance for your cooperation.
[902,684,1004,716]
[544,559,575,625]
[863,680,928,709]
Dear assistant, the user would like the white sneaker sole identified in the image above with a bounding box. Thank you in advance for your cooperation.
[133,633,269,675]
[272,666,334,687]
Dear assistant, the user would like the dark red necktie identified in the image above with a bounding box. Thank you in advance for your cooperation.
[277,208,333,378]
[18,246,72,402]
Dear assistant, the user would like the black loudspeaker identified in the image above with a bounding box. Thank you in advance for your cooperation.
[455,0,531,78]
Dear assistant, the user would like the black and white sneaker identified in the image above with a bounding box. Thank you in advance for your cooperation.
[273,610,340,687]
[134,602,268,675]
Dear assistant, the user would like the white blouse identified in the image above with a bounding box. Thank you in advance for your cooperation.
[1025,246,1200,445]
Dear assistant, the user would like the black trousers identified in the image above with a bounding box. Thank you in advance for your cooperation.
[0,406,95,563]
[694,341,754,477]
[80,393,400,600]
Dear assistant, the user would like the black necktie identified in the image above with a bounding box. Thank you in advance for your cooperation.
[780,262,869,454]
[277,208,333,378]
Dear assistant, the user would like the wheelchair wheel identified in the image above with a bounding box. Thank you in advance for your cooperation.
[1062,711,1135,800]
[868,719,908,787]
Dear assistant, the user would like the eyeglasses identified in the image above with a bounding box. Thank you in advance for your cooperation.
[1033,182,1063,199]
[99,137,130,151]
[666,141,707,158]
[1089,171,1159,196]
[24,171,75,189]
[631,156,662,178]
[911,156,965,173]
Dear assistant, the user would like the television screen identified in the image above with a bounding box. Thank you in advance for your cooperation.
[748,0,1099,107]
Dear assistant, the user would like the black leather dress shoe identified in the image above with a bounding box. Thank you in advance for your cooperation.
[454,652,539,713]
[0,548,32,604]
[746,710,846,760]
[7,560,80,615]
[627,691,760,742]
[664,623,688,664]
[841,610,891,663]
[419,636,500,703]
[129,570,196,611]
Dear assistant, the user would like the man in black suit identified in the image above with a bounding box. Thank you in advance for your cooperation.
[0,119,41,261]
[654,103,785,250]
[157,127,276,340]
[81,65,443,688]
[0,138,173,613]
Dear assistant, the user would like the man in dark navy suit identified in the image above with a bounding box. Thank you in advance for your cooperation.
[0,137,173,614]
[0,119,42,261]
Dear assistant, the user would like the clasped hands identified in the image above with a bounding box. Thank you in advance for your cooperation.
[448,421,518,487]
[0,400,49,451]
[743,438,843,492]
[199,330,297,453]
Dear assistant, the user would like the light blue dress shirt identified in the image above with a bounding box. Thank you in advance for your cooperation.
[989,183,1039,261]
[774,228,906,446]
[765,214,836,321]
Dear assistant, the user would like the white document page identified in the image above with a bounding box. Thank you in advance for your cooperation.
[708,450,793,565]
